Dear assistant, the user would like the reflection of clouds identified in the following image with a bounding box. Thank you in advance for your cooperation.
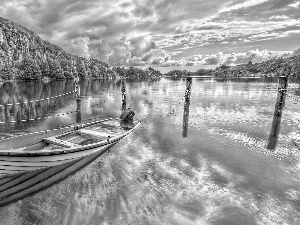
[138,102,149,118]
[2,79,300,224]
[107,93,115,102]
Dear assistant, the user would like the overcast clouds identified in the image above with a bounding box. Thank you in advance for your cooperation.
[1,0,300,68]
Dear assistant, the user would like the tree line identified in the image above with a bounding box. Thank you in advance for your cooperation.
[0,17,115,81]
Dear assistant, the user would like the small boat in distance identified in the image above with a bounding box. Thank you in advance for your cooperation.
[0,109,141,178]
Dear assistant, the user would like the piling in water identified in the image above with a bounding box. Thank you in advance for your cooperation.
[267,76,288,150]
[75,77,81,123]
[182,78,192,138]
[76,98,81,124]
[121,78,126,112]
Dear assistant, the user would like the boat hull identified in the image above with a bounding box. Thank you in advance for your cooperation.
[0,143,113,207]
[0,121,142,176]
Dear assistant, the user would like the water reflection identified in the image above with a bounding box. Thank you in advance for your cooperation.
[0,78,300,224]
[0,80,122,134]
[0,81,74,133]
[182,78,192,138]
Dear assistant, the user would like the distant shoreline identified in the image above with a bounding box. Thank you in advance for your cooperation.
[164,75,266,79]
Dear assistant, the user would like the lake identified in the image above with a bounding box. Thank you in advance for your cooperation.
[0,77,300,225]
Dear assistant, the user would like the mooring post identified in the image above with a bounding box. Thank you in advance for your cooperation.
[121,77,126,112]
[267,76,288,150]
[182,77,192,138]
[76,97,81,123]
[74,77,80,100]
[74,77,81,123]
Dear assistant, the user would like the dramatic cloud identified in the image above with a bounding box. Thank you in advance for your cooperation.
[201,49,287,65]
[0,0,300,67]
[106,36,157,66]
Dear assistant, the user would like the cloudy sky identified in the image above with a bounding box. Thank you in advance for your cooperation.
[1,0,300,69]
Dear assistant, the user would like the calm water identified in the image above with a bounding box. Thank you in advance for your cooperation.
[1,77,300,225]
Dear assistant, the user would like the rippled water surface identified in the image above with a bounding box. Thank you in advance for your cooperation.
[1,77,300,225]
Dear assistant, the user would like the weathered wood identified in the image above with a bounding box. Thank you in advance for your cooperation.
[0,118,115,150]
[182,78,192,138]
[42,137,78,148]
[77,129,111,138]
[121,77,126,112]
[0,121,141,177]
[0,170,43,192]
[74,77,80,100]
[76,98,81,124]
[0,158,74,167]
[267,76,288,150]
[0,146,111,207]
[0,165,45,171]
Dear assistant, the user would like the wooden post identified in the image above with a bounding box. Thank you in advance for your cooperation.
[267,76,288,150]
[182,78,192,138]
[74,77,80,100]
[121,77,126,112]
[74,77,81,123]
[76,98,81,123]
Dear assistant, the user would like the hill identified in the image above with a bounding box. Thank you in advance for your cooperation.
[0,17,116,81]
[164,55,300,78]
[203,55,300,77]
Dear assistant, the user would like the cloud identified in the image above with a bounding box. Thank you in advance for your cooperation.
[88,39,111,61]
[201,49,284,65]
[220,0,269,12]
[146,48,298,67]
[1,0,300,68]
[201,53,223,65]
[148,52,203,67]
[217,0,299,21]
[185,54,203,66]
[289,1,300,8]
[107,36,135,66]
[150,51,171,65]
[270,15,290,20]
[106,36,157,66]
[131,0,155,18]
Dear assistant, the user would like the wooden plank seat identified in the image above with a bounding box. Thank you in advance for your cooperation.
[77,129,113,138]
[42,137,78,148]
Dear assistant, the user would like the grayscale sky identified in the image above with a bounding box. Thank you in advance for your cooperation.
[1,0,300,68]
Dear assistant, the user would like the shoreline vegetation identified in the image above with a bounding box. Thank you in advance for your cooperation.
[0,17,115,82]
[1,16,299,82]
[165,56,300,78]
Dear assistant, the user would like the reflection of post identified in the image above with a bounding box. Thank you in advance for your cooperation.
[121,77,126,112]
[76,98,81,123]
[182,78,192,138]
[4,104,10,130]
[267,76,288,150]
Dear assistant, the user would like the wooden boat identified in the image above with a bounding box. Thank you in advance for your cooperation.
[0,116,142,177]
[0,111,141,206]
[0,141,120,206]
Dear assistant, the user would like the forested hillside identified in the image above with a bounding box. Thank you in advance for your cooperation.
[0,17,116,81]
[202,55,300,77]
